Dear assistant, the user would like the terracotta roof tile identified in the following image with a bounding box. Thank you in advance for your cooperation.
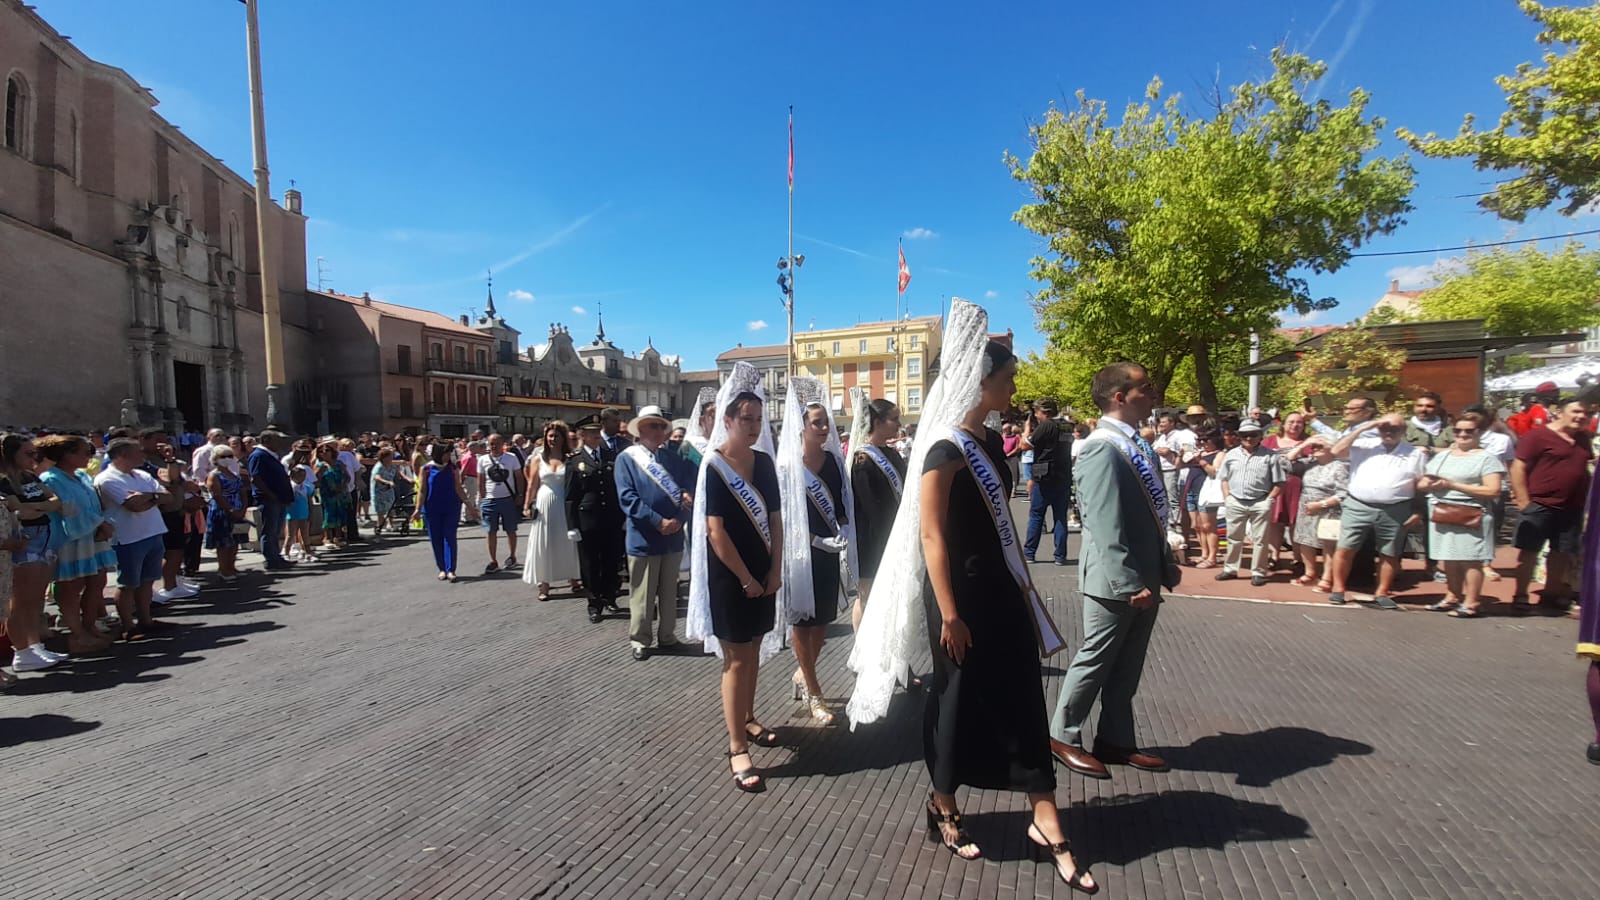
[312,290,488,339]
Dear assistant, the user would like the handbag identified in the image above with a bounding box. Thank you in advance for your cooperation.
[1196,476,1224,508]
[1315,515,1341,542]
[1431,502,1483,528]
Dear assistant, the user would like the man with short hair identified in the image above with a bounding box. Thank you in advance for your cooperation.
[1151,412,1195,529]
[1214,420,1285,586]
[1021,398,1072,565]
[95,438,170,639]
[190,428,227,483]
[1404,392,1448,454]
[614,405,691,660]
[600,409,632,456]
[1307,395,1379,439]
[337,438,363,544]
[1051,363,1180,780]
[477,433,525,574]
[1326,412,1426,609]
[508,433,532,466]
[1510,398,1594,610]
[249,431,296,571]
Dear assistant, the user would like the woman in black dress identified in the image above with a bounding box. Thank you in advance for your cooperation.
[920,341,1096,893]
[849,398,905,632]
[788,401,849,725]
[703,391,785,793]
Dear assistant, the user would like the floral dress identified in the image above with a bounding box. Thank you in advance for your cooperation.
[205,469,245,550]
[1292,458,1350,547]
[316,461,352,530]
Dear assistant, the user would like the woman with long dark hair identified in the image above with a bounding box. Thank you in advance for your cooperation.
[850,301,1095,893]
[0,433,67,672]
[849,397,905,632]
[522,420,582,601]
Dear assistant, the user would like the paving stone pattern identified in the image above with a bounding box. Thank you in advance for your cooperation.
[2,518,1595,899]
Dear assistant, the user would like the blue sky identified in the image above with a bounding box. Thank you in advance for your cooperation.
[35,0,1600,368]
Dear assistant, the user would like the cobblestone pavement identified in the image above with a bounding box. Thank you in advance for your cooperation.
[2,521,1594,899]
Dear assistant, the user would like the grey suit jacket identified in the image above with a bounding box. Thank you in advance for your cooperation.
[1074,420,1180,602]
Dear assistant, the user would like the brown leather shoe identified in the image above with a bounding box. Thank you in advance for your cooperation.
[1049,739,1111,779]
[1092,741,1170,772]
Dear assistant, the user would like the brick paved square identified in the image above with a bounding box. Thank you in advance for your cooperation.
[2,524,1594,899]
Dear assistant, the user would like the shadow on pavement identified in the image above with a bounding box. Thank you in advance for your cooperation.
[13,619,283,696]
[1151,726,1374,787]
[0,713,102,748]
[964,790,1311,865]
[761,689,923,779]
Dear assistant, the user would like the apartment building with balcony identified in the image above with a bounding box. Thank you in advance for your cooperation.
[307,290,498,437]
[795,315,944,423]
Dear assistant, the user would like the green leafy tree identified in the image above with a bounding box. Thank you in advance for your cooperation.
[1399,1,1600,220]
[1013,346,1109,418]
[1417,243,1600,335]
[1166,330,1296,411]
[1008,50,1415,411]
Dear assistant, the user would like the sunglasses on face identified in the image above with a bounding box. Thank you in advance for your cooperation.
[642,421,668,431]
[1453,428,1478,435]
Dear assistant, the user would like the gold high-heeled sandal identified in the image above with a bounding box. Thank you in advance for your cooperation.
[805,692,835,726]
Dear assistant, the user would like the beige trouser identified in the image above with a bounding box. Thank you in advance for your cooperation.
[1223,496,1272,576]
[628,553,682,649]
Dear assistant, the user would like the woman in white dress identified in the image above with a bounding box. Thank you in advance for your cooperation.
[522,420,582,601]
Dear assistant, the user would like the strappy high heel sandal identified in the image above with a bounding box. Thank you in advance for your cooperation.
[726,749,765,794]
[745,719,780,747]
[924,795,981,859]
[1028,823,1097,894]
[805,692,836,726]
[791,671,806,701]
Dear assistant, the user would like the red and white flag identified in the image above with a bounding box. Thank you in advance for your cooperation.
[897,241,911,294]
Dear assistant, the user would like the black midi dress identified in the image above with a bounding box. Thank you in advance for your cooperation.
[794,453,848,627]
[706,450,781,644]
[851,444,906,580]
[922,428,1057,795]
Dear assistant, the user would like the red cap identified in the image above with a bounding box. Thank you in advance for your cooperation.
[1535,381,1558,393]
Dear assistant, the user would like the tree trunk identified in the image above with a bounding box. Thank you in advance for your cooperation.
[1191,336,1219,412]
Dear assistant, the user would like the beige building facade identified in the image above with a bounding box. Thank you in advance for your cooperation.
[1,0,316,432]
[795,315,944,422]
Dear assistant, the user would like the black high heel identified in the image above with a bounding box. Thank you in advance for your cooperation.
[1028,823,1097,894]
[726,750,765,794]
[745,719,781,747]
[924,795,981,859]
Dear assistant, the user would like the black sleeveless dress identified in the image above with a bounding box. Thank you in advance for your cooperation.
[921,429,1056,795]
[706,450,781,644]
[794,453,847,627]
[851,444,906,579]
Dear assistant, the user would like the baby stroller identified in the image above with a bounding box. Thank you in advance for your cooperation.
[389,470,417,536]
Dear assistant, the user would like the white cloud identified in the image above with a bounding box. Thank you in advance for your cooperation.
[507,289,535,302]
[1386,258,1465,288]
[902,227,938,240]
[571,305,587,315]
[984,290,999,300]
[747,319,769,331]
[1281,308,1330,328]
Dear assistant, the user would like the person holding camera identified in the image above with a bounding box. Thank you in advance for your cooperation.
[137,428,200,603]
[476,433,525,574]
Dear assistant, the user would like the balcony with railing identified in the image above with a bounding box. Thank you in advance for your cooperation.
[425,357,495,376]
[425,399,495,416]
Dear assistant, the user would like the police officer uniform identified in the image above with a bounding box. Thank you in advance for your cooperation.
[567,416,624,622]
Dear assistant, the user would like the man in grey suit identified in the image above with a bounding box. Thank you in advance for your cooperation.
[1049,362,1180,779]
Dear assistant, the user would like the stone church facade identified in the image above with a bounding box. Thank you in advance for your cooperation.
[0,0,316,432]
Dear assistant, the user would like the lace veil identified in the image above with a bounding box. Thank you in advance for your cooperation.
[686,362,781,661]
[846,387,870,463]
[686,386,719,455]
[846,297,989,727]
[777,377,859,628]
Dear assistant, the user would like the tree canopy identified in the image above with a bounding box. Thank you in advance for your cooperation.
[1399,1,1600,220]
[1417,242,1600,335]
[1007,50,1415,410]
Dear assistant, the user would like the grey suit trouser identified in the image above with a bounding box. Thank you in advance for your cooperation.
[1051,592,1161,750]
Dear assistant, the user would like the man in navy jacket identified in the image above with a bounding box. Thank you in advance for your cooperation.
[615,406,692,660]
[248,430,296,570]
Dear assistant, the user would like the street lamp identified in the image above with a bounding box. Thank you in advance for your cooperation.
[777,254,805,380]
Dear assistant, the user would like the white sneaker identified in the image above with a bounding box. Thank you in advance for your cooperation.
[288,543,303,559]
[32,643,68,662]
[179,577,201,589]
[163,582,199,600]
[12,646,62,672]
